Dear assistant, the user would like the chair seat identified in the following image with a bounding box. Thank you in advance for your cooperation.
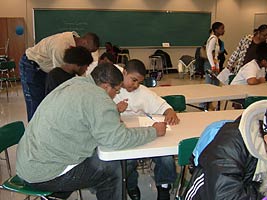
[2,175,52,197]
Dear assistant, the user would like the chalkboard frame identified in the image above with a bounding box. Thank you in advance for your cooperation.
[33,9,211,47]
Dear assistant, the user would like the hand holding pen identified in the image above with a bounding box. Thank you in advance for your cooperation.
[145,112,167,136]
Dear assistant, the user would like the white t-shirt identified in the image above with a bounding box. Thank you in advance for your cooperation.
[231,59,266,85]
[114,85,171,116]
[26,31,79,73]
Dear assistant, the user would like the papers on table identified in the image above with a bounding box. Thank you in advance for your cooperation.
[138,116,171,131]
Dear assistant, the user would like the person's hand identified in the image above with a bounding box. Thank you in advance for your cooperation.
[211,66,217,72]
[259,77,266,83]
[152,122,167,137]
[164,109,180,125]
[117,99,128,113]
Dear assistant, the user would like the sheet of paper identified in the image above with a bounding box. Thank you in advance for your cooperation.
[138,116,171,131]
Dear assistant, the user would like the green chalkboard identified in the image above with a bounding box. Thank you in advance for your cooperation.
[34,9,211,47]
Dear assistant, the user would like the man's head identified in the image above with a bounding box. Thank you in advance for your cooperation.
[63,46,93,76]
[257,43,267,68]
[98,52,115,64]
[254,24,267,43]
[122,59,146,92]
[76,32,100,52]
[91,63,123,99]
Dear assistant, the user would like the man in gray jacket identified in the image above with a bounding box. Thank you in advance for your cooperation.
[16,63,167,200]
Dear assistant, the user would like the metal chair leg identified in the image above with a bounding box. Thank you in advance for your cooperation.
[4,149,12,177]
[77,189,83,200]
[174,166,185,200]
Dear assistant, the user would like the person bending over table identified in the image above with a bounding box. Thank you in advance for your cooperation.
[19,31,99,121]
[16,63,167,200]
[114,59,179,200]
[45,46,93,95]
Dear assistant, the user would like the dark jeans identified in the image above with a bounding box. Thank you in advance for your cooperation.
[24,153,122,200]
[19,54,47,121]
[127,156,177,190]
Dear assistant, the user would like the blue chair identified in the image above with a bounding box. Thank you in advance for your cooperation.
[142,77,157,87]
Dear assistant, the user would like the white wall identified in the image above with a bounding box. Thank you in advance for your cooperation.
[0,0,266,68]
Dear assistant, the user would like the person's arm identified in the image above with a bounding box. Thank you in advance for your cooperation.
[247,77,265,85]
[139,86,179,124]
[87,93,165,150]
[206,36,217,70]
[163,108,180,125]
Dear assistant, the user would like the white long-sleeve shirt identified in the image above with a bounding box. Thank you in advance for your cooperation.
[113,85,171,116]
[206,35,220,67]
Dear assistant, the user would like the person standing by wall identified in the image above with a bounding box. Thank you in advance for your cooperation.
[204,22,225,85]
[19,31,99,121]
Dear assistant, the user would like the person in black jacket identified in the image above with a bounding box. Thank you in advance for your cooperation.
[183,100,267,200]
[45,46,93,95]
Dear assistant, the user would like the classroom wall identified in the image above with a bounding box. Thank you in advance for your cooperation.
[0,0,266,69]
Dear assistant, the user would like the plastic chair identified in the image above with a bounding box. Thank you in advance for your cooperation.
[149,55,164,73]
[0,121,25,177]
[0,61,18,101]
[142,77,157,87]
[0,121,84,200]
[244,96,267,108]
[178,56,196,79]
[162,95,186,112]
[174,137,199,200]
[0,121,53,200]
[0,121,85,200]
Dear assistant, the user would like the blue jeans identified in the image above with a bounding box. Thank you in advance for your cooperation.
[204,60,219,86]
[19,54,47,121]
[24,152,122,200]
[127,156,177,190]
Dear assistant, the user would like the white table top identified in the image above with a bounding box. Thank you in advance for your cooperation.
[222,83,267,97]
[98,109,243,161]
[149,84,246,103]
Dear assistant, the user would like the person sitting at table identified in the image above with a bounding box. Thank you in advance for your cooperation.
[16,63,168,200]
[113,59,179,200]
[183,100,267,200]
[45,46,93,95]
[231,42,267,85]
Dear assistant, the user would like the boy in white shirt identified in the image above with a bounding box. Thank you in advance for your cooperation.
[114,59,179,200]
[231,43,267,85]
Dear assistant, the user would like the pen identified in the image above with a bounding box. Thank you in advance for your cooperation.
[144,112,159,122]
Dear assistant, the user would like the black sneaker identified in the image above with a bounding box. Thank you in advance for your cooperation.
[127,186,141,200]
[156,185,171,200]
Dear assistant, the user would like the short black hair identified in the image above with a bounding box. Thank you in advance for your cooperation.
[254,24,267,34]
[82,32,100,49]
[211,22,224,33]
[124,59,146,77]
[91,63,123,88]
[63,46,93,66]
[99,52,115,64]
[257,43,267,61]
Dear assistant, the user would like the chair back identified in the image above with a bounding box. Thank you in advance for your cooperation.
[162,95,186,112]
[0,61,9,71]
[228,74,236,84]
[143,77,157,87]
[244,96,267,108]
[7,61,16,70]
[178,137,199,166]
[0,121,25,153]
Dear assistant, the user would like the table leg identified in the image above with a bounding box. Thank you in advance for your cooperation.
[121,160,127,200]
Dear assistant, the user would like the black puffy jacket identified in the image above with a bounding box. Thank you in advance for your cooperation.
[183,121,264,200]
